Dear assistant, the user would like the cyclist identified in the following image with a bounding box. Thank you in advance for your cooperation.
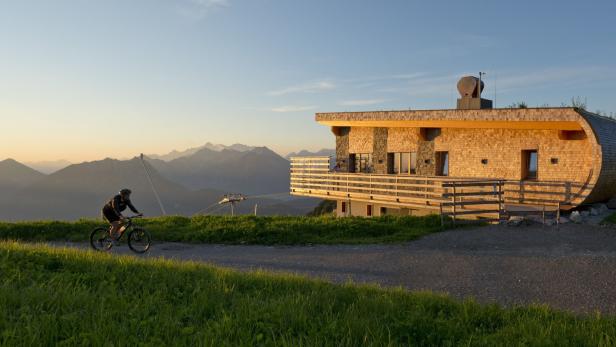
[102,189,142,240]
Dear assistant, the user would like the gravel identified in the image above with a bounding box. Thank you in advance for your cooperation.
[53,223,616,315]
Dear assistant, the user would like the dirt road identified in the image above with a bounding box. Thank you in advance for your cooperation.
[55,223,616,314]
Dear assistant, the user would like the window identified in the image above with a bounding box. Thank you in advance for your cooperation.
[366,204,373,217]
[436,151,449,176]
[522,150,538,180]
[350,153,373,173]
[341,202,346,213]
[388,152,417,175]
[380,207,387,215]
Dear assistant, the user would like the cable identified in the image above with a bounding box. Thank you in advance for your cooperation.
[140,154,167,215]
[191,201,221,216]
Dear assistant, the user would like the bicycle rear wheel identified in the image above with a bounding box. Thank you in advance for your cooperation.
[90,227,113,251]
[128,227,151,253]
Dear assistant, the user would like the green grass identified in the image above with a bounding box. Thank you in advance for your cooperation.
[0,215,447,245]
[0,241,615,346]
[601,212,616,225]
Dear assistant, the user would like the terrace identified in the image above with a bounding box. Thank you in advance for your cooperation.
[290,156,590,222]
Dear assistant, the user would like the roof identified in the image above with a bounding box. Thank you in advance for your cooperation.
[315,107,589,131]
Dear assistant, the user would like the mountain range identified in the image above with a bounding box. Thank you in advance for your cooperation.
[285,148,336,159]
[24,159,72,174]
[148,146,290,194]
[147,143,255,161]
[0,143,333,221]
[0,159,46,194]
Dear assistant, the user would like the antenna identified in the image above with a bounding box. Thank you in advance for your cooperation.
[494,71,497,108]
[140,153,167,215]
[478,71,486,98]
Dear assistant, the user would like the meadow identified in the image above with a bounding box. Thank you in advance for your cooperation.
[1,241,615,346]
[0,215,446,245]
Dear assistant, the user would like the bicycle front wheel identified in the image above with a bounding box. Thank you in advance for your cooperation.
[128,227,151,253]
[90,227,113,251]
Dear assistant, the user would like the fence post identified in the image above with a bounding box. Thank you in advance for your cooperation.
[542,204,546,226]
[557,201,561,228]
[439,204,444,229]
[452,182,457,226]
[498,180,504,221]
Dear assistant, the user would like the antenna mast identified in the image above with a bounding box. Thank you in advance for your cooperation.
[140,153,167,215]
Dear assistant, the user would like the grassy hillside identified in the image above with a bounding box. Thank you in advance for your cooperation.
[1,241,614,346]
[0,215,445,245]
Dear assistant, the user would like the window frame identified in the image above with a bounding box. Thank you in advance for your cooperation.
[436,151,449,176]
[387,151,418,175]
[522,150,538,180]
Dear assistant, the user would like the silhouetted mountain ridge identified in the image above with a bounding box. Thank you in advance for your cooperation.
[0,155,316,221]
[149,146,290,195]
[0,159,46,194]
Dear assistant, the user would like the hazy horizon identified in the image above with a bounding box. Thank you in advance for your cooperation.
[2,141,335,165]
[1,0,615,162]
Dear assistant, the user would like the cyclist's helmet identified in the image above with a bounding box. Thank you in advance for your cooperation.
[119,188,132,197]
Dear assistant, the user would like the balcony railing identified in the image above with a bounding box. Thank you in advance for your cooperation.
[290,156,504,222]
[290,156,592,221]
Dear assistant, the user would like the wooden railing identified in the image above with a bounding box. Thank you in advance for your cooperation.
[290,156,504,222]
[503,180,591,208]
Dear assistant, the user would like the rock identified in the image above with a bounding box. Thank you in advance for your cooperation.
[593,203,609,214]
[570,211,583,223]
[507,216,524,226]
[607,197,616,209]
[590,207,600,216]
[524,215,544,224]
[581,210,590,217]
[545,219,556,226]
[558,216,570,224]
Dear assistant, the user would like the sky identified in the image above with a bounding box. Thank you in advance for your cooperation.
[1,0,615,163]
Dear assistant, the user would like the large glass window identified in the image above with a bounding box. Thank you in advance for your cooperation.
[388,152,417,175]
[351,153,373,173]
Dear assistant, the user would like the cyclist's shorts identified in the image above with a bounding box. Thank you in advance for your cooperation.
[102,206,121,223]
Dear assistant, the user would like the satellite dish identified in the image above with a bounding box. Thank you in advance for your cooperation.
[457,76,484,98]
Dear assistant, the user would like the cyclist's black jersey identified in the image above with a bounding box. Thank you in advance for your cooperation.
[103,194,139,217]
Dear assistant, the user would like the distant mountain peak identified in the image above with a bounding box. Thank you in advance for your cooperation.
[286,148,335,159]
[147,142,257,161]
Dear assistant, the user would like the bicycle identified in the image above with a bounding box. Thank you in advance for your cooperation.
[90,215,151,253]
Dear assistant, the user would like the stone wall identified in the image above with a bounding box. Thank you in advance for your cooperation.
[416,140,436,176]
[372,128,388,174]
[348,127,373,153]
[433,128,593,182]
[335,127,350,171]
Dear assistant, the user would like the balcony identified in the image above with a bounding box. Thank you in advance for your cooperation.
[290,157,590,221]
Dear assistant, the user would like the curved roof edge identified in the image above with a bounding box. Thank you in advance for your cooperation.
[577,110,616,203]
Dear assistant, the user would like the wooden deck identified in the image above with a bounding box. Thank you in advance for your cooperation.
[290,157,504,222]
[290,156,588,222]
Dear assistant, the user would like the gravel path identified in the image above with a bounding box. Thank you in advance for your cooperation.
[54,223,616,315]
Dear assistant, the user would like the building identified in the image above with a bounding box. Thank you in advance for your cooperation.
[290,76,616,219]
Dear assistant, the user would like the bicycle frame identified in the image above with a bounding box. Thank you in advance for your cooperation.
[112,216,141,240]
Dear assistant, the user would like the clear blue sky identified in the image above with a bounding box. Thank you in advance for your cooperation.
[1,0,615,162]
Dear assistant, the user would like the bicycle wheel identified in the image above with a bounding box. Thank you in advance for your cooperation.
[128,227,151,253]
[90,227,113,251]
